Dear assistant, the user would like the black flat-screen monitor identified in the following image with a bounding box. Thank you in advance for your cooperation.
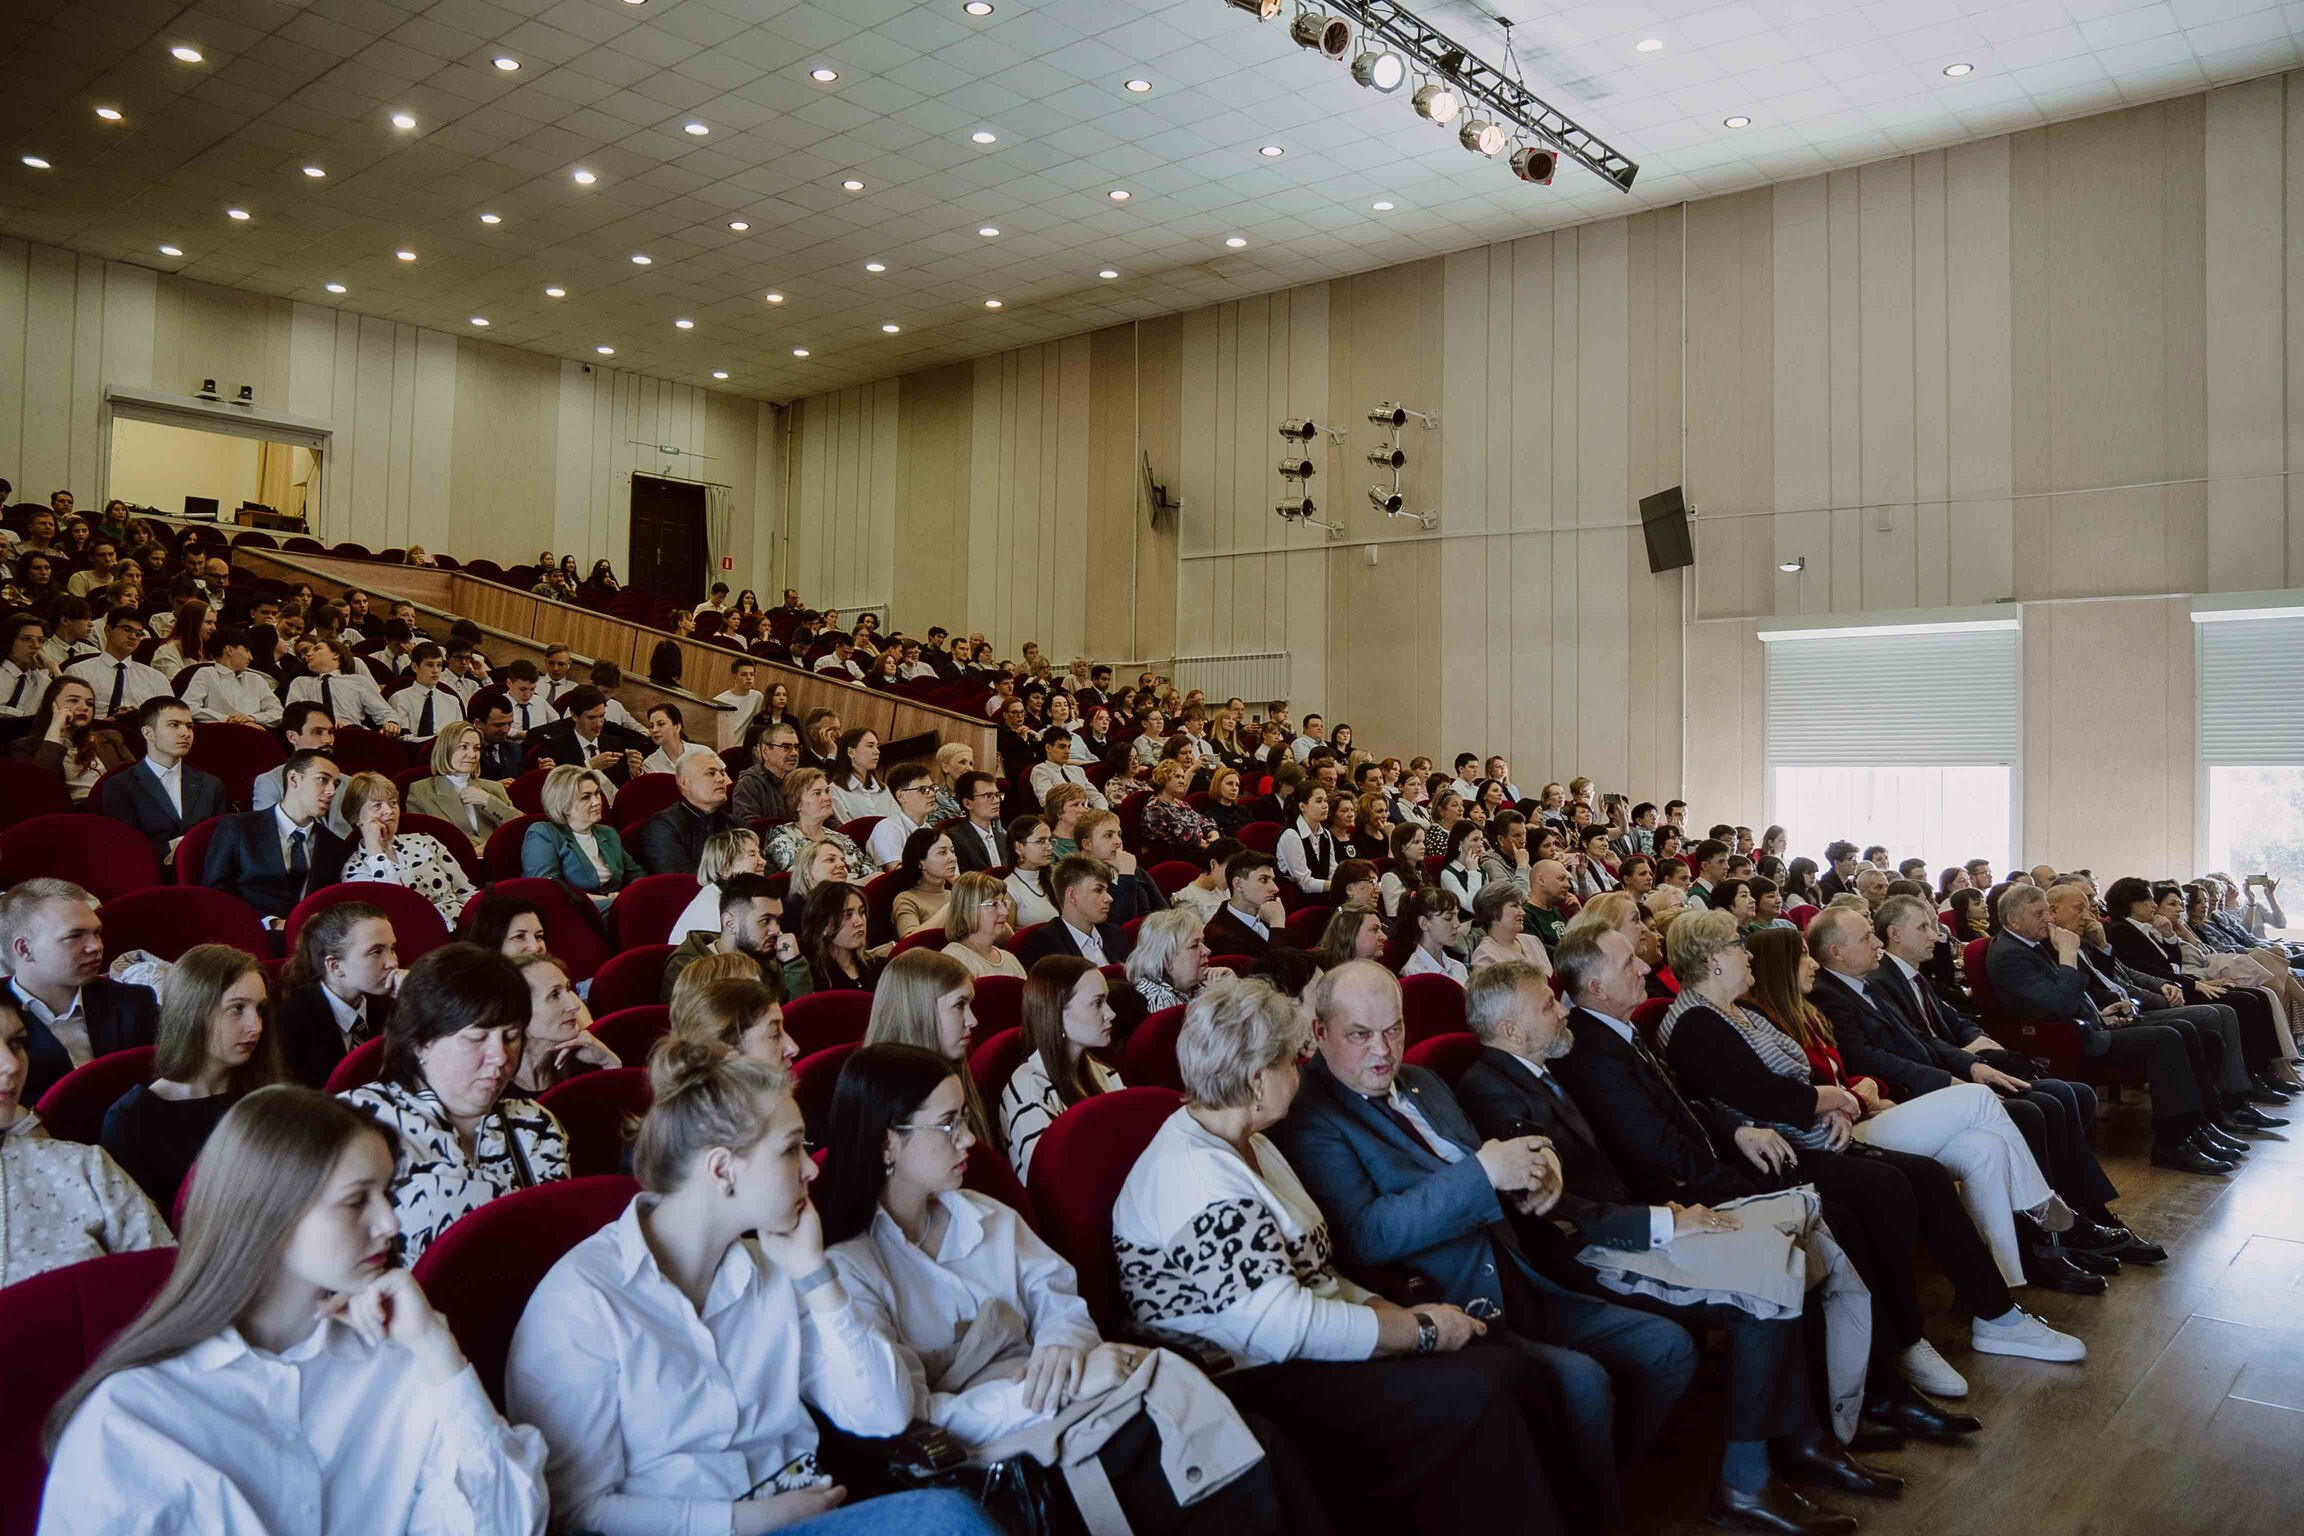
[1638,484,1692,573]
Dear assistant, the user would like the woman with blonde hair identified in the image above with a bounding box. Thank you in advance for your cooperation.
[941,871,1026,979]
[788,836,854,903]
[100,943,281,1211]
[1143,757,1219,849]
[46,1087,550,1532]
[663,827,766,943]
[667,950,764,1033]
[763,767,875,876]
[337,771,478,923]
[928,741,976,823]
[523,764,642,906]
[406,720,518,852]
[668,974,798,1070]
[865,948,992,1140]
[1124,907,1227,1012]
[1043,780,1092,859]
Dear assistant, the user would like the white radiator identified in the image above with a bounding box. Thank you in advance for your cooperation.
[1163,652,1292,705]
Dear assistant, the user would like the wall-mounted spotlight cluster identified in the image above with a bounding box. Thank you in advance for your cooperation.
[1366,402,1438,529]
[1274,418,1344,533]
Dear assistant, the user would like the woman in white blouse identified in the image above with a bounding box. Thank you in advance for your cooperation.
[1274,784,1338,897]
[827,726,897,825]
[940,873,1027,981]
[337,771,480,924]
[405,722,518,853]
[505,1039,1001,1536]
[1003,816,1059,928]
[1436,821,1488,918]
[1393,887,1469,983]
[998,956,1126,1179]
[1111,980,1569,1535]
[41,1085,548,1535]
[1466,882,1552,977]
[0,997,170,1290]
[338,945,569,1266]
[667,827,768,943]
[641,702,720,778]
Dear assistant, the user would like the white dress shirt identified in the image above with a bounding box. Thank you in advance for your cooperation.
[505,1197,912,1536]
[41,1316,549,1536]
[503,692,548,737]
[866,809,928,869]
[389,681,466,736]
[1275,819,1335,892]
[144,755,184,818]
[829,1190,1103,1446]
[0,658,43,718]
[182,662,283,726]
[1400,946,1469,983]
[1027,760,1108,813]
[64,652,171,713]
[11,980,94,1068]
[642,740,718,778]
[710,688,763,738]
[1062,918,1108,965]
[286,670,396,729]
[41,635,96,670]
[539,674,573,705]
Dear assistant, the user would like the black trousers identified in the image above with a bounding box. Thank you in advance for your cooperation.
[1595,1284,1815,1443]
[1091,1406,1311,1536]
[1785,1149,1923,1365]
[2190,983,2280,1075]
[2104,1012,2221,1126]
[1995,1079,2118,1213]
[1801,1144,2013,1336]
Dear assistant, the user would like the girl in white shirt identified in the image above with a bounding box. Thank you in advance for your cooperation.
[828,727,897,825]
[997,956,1126,1179]
[40,1086,549,1536]
[1394,887,1470,983]
[641,701,720,777]
[504,1040,1000,1536]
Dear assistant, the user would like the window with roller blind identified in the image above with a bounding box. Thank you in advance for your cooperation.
[1759,614,2021,877]
[2194,599,2304,904]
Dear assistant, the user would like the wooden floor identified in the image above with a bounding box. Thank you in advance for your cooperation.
[1632,1097,2304,1536]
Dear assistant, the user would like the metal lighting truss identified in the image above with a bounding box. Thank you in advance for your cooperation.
[1323,0,1639,192]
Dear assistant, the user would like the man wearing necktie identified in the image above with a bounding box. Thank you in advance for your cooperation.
[0,615,50,719]
[500,660,545,736]
[64,609,166,718]
[201,749,350,926]
[388,644,464,738]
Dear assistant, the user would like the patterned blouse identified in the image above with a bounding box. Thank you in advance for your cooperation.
[338,1082,569,1266]
[0,1113,171,1289]
[763,822,878,877]
[341,832,478,924]
[1143,794,1216,848]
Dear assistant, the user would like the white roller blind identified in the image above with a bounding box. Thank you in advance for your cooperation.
[2199,613,2304,765]
[1764,626,2019,767]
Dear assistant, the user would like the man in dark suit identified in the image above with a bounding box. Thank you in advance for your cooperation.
[633,753,735,876]
[1456,959,1908,1529]
[0,878,162,1104]
[199,749,351,925]
[472,696,524,782]
[521,685,645,783]
[1987,882,2252,1172]
[2102,874,2291,1103]
[1017,856,1129,966]
[96,696,228,865]
[1815,841,1861,905]
[947,770,1011,874]
[1199,850,1289,961]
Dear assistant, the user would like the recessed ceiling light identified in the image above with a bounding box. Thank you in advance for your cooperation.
[864,261,886,272]
[881,323,900,333]
[810,66,839,82]
[841,178,865,190]
[1124,78,1151,92]
[964,1,994,13]
[674,317,694,329]
[480,212,501,224]
[396,249,416,261]
[1108,188,1131,201]
[712,369,729,379]
[764,291,785,303]
[391,112,416,129]
[1635,37,1664,52]
[21,155,51,170]
[544,286,565,297]
[226,206,249,220]
[792,347,810,357]
[571,168,596,184]
[325,282,346,293]
[683,121,709,135]
[978,225,999,237]
[630,253,652,265]
[158,244,183,256]
[95,107,122,122]
[596,345,615,355]
[301,165,325,177]
[728,219,750,231]
[984,297,1002,308]
[1372,199,1394,210]
[1723,114,1751,128]
[1943,61,1974,76]
[1098,268,1118,279]
[1224,235,1247,248]
[971,130,997,143]
[1259,144,1284,157]
[469,316,489,327]
[170,45,203,63]
[492,55,520,71]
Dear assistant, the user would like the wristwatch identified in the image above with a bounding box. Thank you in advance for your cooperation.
[1412,1311,1438,1356]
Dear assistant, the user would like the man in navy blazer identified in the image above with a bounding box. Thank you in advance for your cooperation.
[0,879,161,1104]
[199,749,351,924]
[96,697,229,864]
[1271,959,1703,1531]
[1016,856,1130,967]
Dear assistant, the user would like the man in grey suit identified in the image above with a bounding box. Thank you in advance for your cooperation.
[96,697,227,865]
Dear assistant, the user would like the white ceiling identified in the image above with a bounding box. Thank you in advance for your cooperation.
[2,0,2298,401]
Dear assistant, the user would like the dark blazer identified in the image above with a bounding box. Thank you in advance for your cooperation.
[1817,867,1852,904]
[521,718,645,781]
[198,809,350,920]
[633,802,736,878]
[476,735,524,782]
[1200,903,1279,961]
[1017,917,1129,968]
[2105,920,2187,988]
[12,976,161,1106]
[1982,931,2115,1055]
[274,982,395,1090]
[1807,965,1970,1101]
[1106,869,1168,927]
[1549,1006,1763,1206]
[948,819,1011,875]
[1865,955,2040,1079]
[96,757,229,862]
[1456,1046,1657,1252]
[1271,1057,1549,1315]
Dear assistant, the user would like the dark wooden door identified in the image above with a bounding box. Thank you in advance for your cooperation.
[627,474,707,601]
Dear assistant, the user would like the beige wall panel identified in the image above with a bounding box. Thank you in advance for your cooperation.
[1442,248,1493,534]
[895,362,973,633]
[2204,75,2288,589]
[2290,75,2304,587]
[1509,233,1557,530]
[21,243,78,503]
[1578,219,1632,531]
[1773,177,1833,529]
[1136,315,1183,661]
[451,339,558,563]
[1827,171,1864,521]
[1683,617,1766,828]
[2021,597,2196,872]
[0,240,25,483]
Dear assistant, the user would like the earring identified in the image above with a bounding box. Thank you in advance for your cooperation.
[719,1176,736,1198]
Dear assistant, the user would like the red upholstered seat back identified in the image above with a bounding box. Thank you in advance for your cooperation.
[1400,972,1468,1044]
[33,1047,156,1146]
[99,886,269,962]
[587,944,674,1016]
[537,1068,653,1178]
[1405,1031,1486,1085]
[1026,1087,1185,1331]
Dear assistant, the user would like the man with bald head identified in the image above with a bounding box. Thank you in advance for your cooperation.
[1524,858,1574,952]
[1273,960,1702,1530]
[632,750,735,876]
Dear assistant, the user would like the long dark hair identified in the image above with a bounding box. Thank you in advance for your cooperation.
[816,1043,957,1245]
[799,880,866,986]
[23,673,98,762]
[895,825,949,892]
[1783,856,1820,903]
[1021,955,1101,1118]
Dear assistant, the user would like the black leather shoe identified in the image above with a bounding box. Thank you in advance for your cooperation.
[1862,1392,1981,1439]
[1847,1420,1906,1453]
[2228,1103,2290,1130]
[2110,1231,2169,1264]
[2023,1246,2109,1295]
[2202,1124,2254,1154]
[2063,1245,2122,1278]
[2250,1073,2297,1100]
[1710,1479,1861,1534]
[2066,1221,2131,1252]
[1777,1440,1904,1498]
[2151,1142,2234,1174]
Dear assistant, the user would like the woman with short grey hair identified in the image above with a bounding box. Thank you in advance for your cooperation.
[1125,908,1227,1013]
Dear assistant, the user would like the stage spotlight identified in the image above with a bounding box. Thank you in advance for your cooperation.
[1275,494,1319,519]
[1277,456,1315,479]
[1351,49,1405,91]
[1368,486,1404,513]
[1368,403,1408,427]
[1290,10,1351,58]
[1459,118,1505,156]
[1225,0,1282,17]
[1412,82,1460,124]
[1510,145,1557,184]
[1367,445,1405,469]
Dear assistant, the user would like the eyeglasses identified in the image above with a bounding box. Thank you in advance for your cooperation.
[895,1112,969,1142]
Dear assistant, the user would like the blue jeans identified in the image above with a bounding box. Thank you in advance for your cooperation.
[794,1488,1001,1536]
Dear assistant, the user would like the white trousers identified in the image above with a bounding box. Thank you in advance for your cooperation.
[1853,1082,2053,1286]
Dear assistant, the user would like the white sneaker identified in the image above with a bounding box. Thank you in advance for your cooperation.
[1896,1338,1969,1397]
[1971,1308,2087,1363]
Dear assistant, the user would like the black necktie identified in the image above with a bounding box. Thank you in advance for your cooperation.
[518,702,531,732]
[108,660,126,714]
[4,671,21,706]
[1535,1068,1600,1149]
[1907,969,1940,1037]
[288,828,309,887]
[346,1002,371,1046]
[1369,1093,1437,1156]
[418,691,435,735]
[1626,1027,1716,1155]
[320,676,335,720]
